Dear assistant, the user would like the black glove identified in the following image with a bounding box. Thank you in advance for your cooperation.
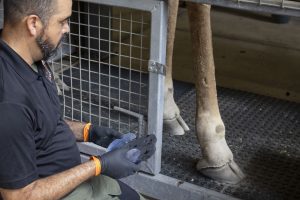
[99,134,157,179]
[89,125,123,147]
[123,134,157,163]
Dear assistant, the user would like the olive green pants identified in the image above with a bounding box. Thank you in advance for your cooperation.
[62,175,145,200]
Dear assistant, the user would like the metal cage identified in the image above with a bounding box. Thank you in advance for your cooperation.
[50,0,167,175]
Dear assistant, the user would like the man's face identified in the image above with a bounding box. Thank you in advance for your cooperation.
[36,0,72,61]
[36,28,66,61]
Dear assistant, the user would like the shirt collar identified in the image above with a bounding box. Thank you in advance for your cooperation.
[0,37,42,83]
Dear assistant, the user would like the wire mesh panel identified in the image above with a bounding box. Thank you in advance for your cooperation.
[50,0,167,174]
[52,1,151,134]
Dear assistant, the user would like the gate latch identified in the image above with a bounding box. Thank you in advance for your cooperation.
[148,60,166,76]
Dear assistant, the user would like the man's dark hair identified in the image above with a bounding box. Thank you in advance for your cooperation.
[3,0,56,25]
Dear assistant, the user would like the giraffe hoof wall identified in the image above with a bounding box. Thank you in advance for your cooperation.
[197,160,245,184]
[164,115,189,135]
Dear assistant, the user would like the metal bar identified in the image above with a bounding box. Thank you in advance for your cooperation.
[139,14,145,117]
[183,0,300,17]
[122,173,241,200]
[77,142,107,157]
[108,7,112,128]
[79,0,300,17]
[113,106,144,137]
[78,2,83,122]
[78,0,163,12]
[127,8,133,131]
[88,3,92,122]
[98,5,102,126]
[145,0,167,175]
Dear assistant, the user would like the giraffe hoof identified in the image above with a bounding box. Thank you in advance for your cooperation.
[164,115,190,135]
[197,160,245,184]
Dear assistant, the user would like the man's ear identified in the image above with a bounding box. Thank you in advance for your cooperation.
[26,15,42,36]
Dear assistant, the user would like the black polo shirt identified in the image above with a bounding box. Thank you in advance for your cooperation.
[0,39,81,189]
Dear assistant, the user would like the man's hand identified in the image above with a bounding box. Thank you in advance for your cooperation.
[88,125,123,147]
[98,135,156,179]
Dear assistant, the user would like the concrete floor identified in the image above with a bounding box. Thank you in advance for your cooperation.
[172,7,300,103]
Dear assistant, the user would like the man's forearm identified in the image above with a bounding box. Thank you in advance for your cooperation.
[0,161,96,200]
[65,119,86,141]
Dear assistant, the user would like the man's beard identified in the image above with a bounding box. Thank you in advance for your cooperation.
[36,33,66,61]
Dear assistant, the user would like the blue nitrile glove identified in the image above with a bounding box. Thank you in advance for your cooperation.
[88,125,123,147]
[125,149,141,164]
[107,132,140,163]
[107,132,136,151]
[107,134,156,164]
[99,134,157,179]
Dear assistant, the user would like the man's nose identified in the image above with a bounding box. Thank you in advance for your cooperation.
[63,22,70,34]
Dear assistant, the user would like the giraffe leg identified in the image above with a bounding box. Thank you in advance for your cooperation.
[164,0,190,136]
[187,3,245,184]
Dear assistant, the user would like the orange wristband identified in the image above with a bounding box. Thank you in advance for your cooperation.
[83,123,92,142]
[90,156,101,176]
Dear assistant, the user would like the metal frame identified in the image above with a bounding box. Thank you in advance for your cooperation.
[70,0,166,175]
[122,173,240,200]
[144,0,167,175]
[183,0,300,17]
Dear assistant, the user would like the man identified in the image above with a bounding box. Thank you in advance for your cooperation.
[0,0,156,199]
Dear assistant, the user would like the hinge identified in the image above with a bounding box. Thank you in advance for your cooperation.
[148,60,166,76]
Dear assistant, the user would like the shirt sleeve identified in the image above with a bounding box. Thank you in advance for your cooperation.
[0,103,38,189]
